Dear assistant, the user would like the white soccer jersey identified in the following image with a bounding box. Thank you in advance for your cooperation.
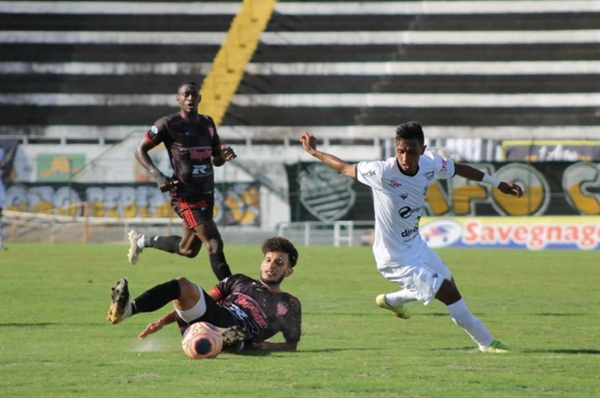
[356,151,455,268]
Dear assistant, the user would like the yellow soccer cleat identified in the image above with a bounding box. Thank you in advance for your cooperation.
[375,294,411,319]
[480,340,510,353]
[107,278,132,324]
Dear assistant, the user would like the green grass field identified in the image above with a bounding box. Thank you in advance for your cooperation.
[1,243,598,397]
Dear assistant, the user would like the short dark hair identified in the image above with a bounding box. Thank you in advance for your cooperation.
[395,121,424,146]
[177,81,200,92]
[262,237,299,267]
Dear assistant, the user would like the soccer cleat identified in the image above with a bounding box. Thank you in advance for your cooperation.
[127,229,143,265]
[375,294,411,319]
[107,278,132,324]
[480,340,510,353]
[217,325,247,353]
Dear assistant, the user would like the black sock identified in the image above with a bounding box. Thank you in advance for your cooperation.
[210,252,232,281]
[131,279,182,314]
[145,235,182,254]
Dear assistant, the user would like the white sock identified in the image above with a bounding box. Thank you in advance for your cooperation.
[446,299,494,348]
[385,289,418,307]
[136,235,146,250]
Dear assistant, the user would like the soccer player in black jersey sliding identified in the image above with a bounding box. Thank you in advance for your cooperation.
[108,237,301,352]
[128,81,237,280]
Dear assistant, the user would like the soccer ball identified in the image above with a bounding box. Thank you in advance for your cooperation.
[181,322,223,359]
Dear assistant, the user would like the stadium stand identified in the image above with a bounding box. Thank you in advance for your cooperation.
[0,0,598,157]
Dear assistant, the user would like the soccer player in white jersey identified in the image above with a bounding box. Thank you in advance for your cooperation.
[300,122,523,353]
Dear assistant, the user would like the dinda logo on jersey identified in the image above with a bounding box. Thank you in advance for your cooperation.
[297,163,356,222]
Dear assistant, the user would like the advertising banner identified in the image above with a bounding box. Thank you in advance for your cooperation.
[286,161,600,221]
[4,181,261,227]
[503,140,600,162]
[420,216,599,251]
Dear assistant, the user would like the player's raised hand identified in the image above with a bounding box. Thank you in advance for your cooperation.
[300,133,318,154]
[498,181,523,197]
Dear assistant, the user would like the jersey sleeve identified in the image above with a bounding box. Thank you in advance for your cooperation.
[280,295,302,343]
[204,116,222,155]
[213,273,244,301]
[356,160,384,190]
[431,151,456,180]
[145,117,169,147]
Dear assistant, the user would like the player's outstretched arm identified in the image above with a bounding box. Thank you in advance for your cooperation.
[299,132,357,178]
[138,310,177,340]
[454,163,523,197]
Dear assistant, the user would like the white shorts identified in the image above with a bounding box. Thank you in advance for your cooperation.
[377,246,451,305]
[175,284,207,322]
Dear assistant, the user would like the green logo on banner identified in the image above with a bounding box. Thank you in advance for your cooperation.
[37,154,85,181]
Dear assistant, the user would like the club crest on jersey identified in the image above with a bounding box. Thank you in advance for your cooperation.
[298,163,356,222]
[276,302,288,316]
[388,178,402,188]
[424,171,435,180]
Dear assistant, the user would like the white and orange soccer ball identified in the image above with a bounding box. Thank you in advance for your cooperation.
[181,322,223,359]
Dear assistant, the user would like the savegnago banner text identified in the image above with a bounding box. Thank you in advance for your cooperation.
[420,216,598,251]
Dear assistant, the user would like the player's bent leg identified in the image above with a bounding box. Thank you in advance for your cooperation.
[177,227,202,258]
[375,294,411,319]
[107,278,132,324]
[127,229,144,265]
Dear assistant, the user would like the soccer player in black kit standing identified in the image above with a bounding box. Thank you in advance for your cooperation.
[128,81,237,280]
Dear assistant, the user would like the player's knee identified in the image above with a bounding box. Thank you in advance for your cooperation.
[205,238,223,254]
[176,277,195,293]
[435,279,462,305]
[178,246,200,258]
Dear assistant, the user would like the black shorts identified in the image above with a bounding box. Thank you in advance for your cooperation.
[171,195,214,229]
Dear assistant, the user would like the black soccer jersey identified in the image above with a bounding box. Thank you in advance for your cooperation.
[145,111,222,199]
[214,274,302,344]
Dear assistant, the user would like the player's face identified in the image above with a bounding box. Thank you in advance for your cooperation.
[177,84,201,115]
[395,138,426,175]
[260,251,293,287]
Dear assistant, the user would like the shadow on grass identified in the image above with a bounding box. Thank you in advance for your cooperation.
[523,349,600,354]
[235,347,378,357]
[421,313,586,317]
[534,313,585,316]
[1,322,57,327]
